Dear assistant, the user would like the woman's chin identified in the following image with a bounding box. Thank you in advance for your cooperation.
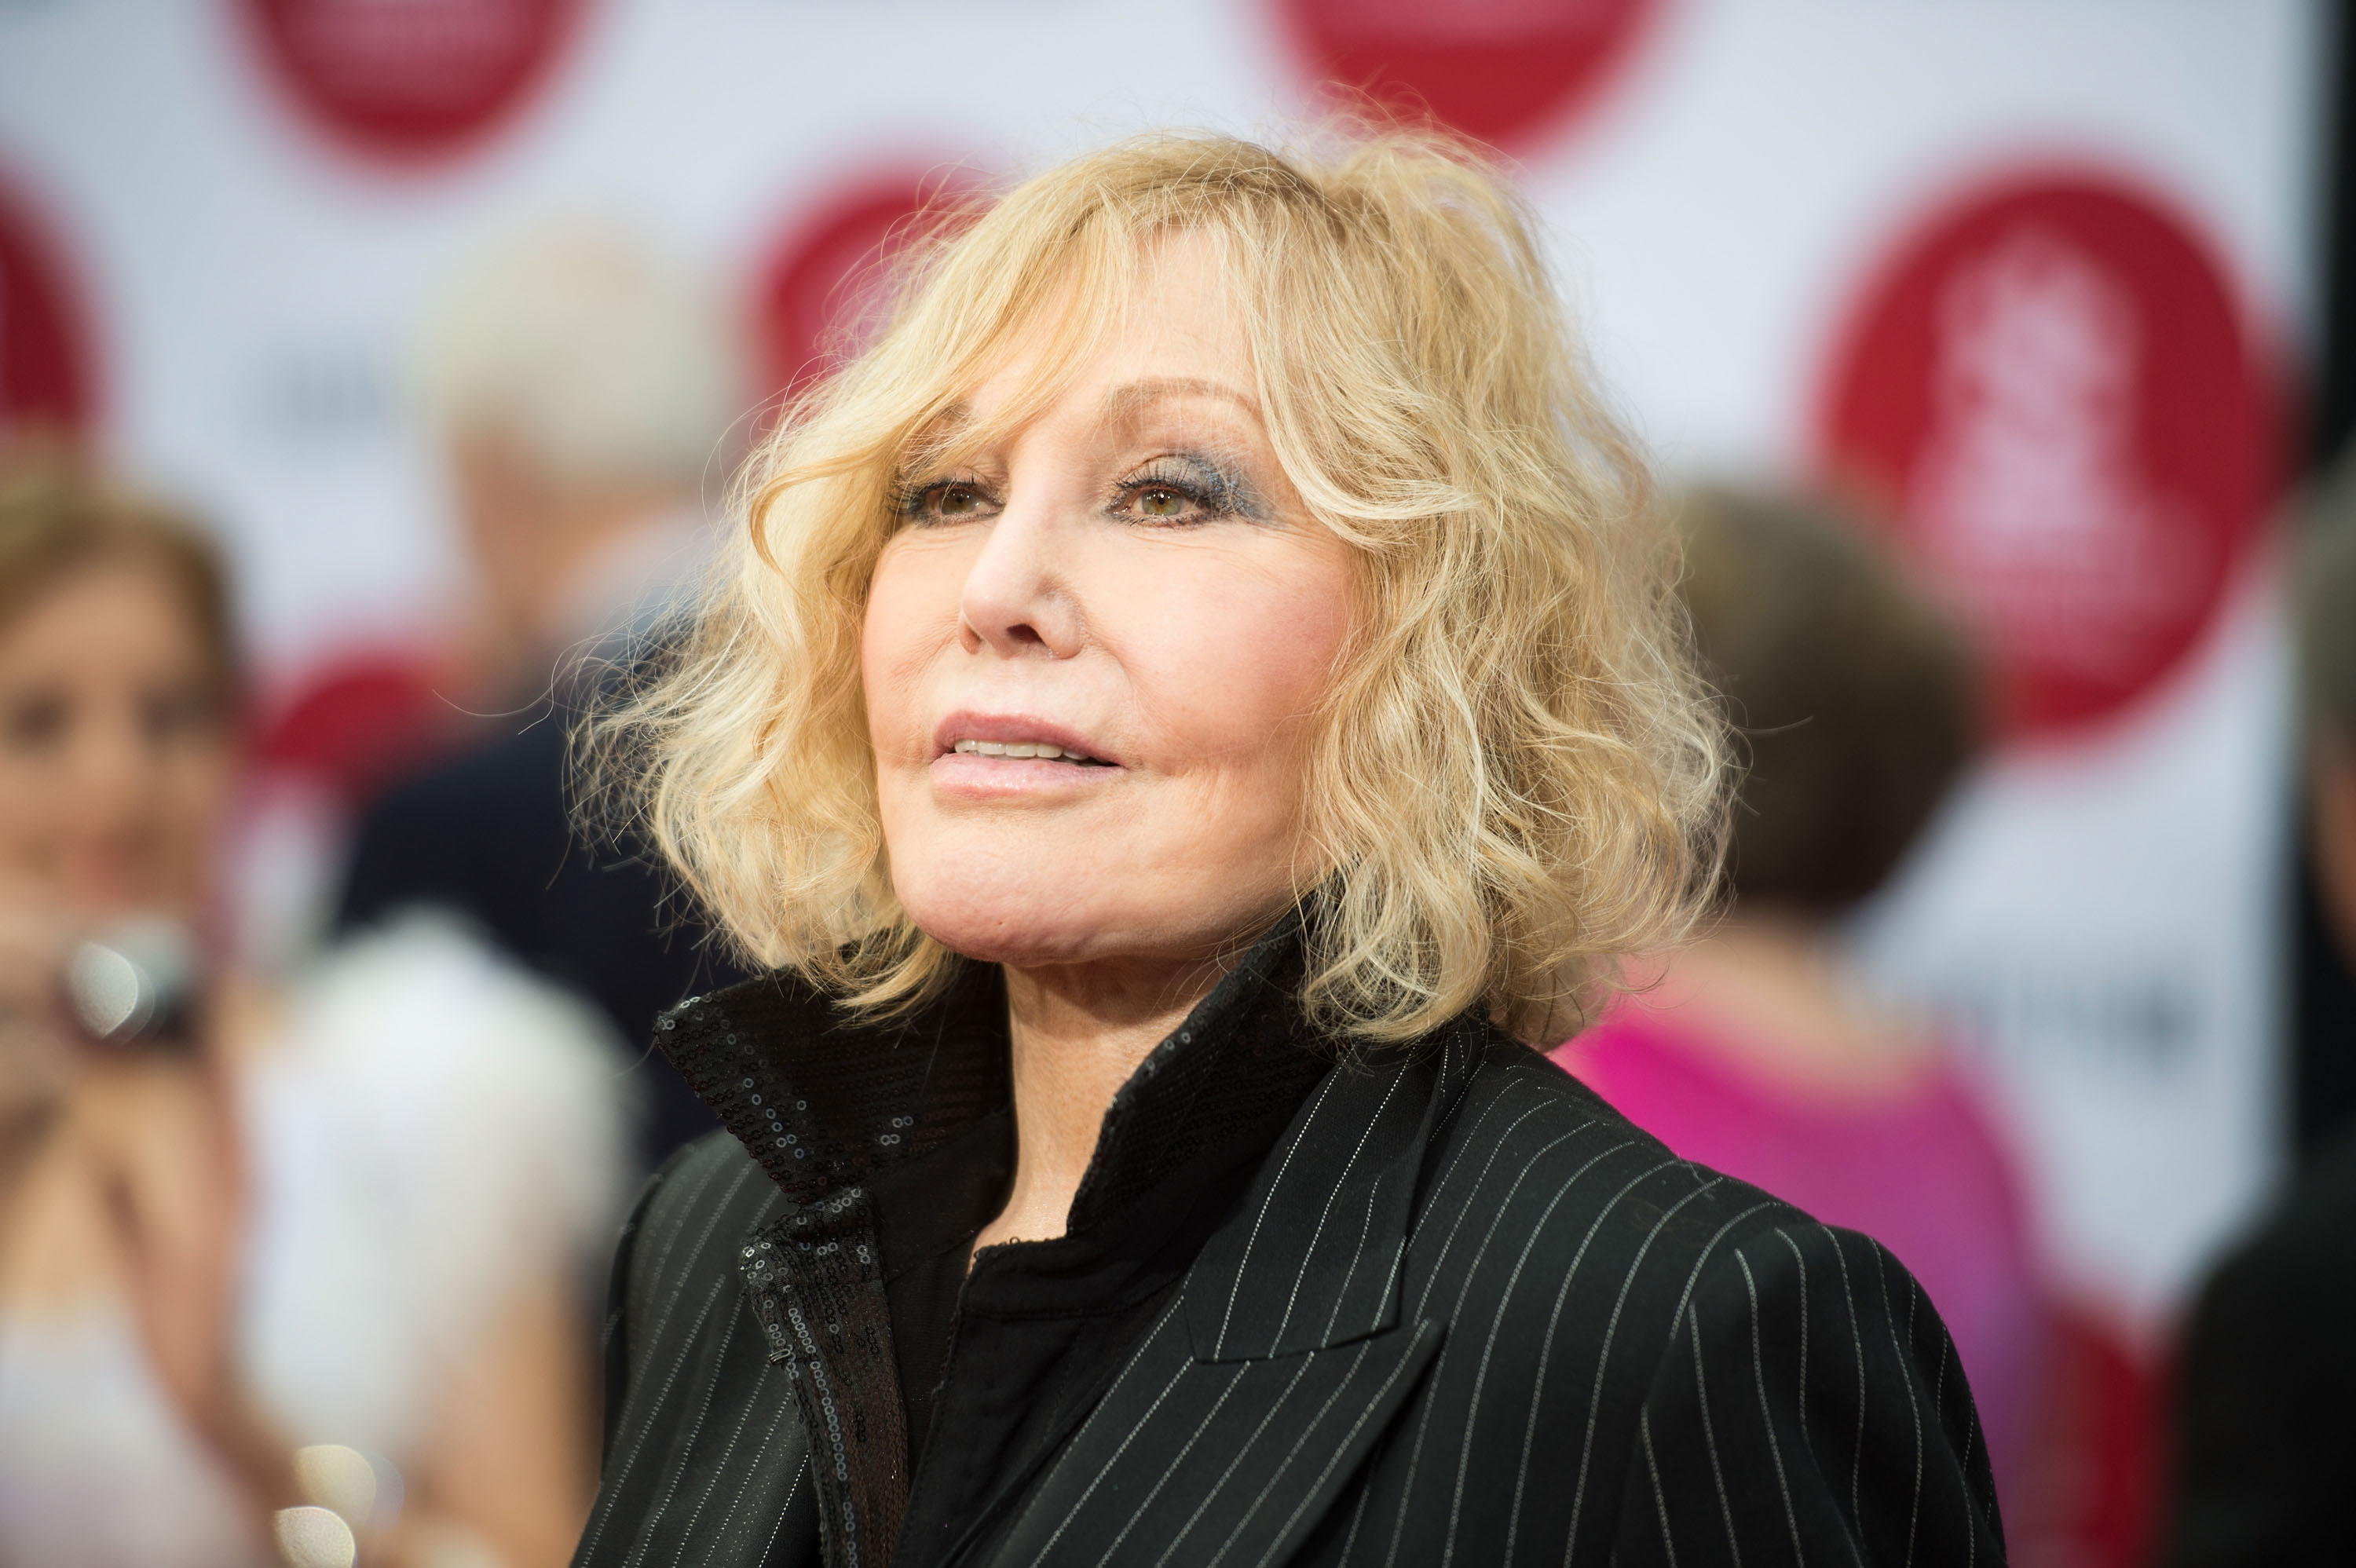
[900,894,1109,970]
[901,887,1294,977]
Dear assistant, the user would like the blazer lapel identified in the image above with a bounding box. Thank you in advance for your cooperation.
[1182,1018,1476,1361]
[968,1021,1484,1567]
[975,1306,1444,1568]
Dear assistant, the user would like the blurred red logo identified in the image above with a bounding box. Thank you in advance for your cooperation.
[0,179,93,437]
[755,170,984,412]
[1818,174,2277,740]
[1273,0,1660,150]
[241,0,584,162]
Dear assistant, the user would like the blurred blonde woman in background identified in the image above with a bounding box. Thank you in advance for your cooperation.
[0,451,627,1567]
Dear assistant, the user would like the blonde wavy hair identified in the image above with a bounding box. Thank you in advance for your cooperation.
[595,130,1725,1044]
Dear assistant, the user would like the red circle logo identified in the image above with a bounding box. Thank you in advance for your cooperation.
[1273,0,1661,150]
[0,180,94,437]
[241,0,584,163]
[1816,174,2279,740]
[755,170,982,410]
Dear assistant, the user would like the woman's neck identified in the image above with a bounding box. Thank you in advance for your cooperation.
[972,955,1226,1255]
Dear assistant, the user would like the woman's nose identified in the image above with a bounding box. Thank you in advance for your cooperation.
[957,502,1085,660]
[72,709,158,808]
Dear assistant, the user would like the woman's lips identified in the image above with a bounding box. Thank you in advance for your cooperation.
[947,738,1109,763]
[927,711,1121,795]
[929,711,1115,766]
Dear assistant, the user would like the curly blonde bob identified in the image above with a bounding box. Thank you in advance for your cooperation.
[596,130,1726,1045]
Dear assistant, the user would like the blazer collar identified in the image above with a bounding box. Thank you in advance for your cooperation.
[1180,1011,1487,1361]
[653,915,1330,1222]
[655,956,1008,1209]
[653,921,1489,1363]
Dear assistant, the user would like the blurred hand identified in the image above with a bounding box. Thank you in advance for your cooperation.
[0,877,83,1167]
[0,873,294,1511]
[72,1048,291,1506]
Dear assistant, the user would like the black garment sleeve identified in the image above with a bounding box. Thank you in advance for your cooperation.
[2164,1135,2356,1566]
[595,1153,679,1468]
[573,1136,821,1568]
[1613,1223,2005,1565]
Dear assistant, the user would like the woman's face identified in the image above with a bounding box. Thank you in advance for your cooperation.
[0,558,236,919]
[862,235,1355,972]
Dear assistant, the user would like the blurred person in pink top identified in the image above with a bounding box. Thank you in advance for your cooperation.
[1552,486,2043,1499]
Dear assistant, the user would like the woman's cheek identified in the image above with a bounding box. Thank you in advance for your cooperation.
[1181,561,1350,726]
[860,573,938,766]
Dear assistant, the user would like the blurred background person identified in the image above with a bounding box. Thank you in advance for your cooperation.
[1552,486,2046,1503]
[334,229,748,1171]
[0,451,625,1568]
[2164,466,2356,1566]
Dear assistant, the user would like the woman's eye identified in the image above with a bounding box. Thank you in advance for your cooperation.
[1135,487,1190,519]
[1,693,68,753]
[1112,456,1245,525]
[902,479,996,524]
[141,687,221,747]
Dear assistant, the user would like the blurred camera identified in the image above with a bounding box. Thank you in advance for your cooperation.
[64,918,199,1049]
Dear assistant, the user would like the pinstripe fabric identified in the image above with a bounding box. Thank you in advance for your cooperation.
[972,1025,2001,1567]
[574,964,2003,1568]
[576,1136,818,1567]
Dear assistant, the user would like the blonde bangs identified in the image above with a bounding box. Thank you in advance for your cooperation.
[593,130,1726,1044]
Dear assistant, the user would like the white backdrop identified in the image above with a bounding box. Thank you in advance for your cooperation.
[0,0,2326,1323]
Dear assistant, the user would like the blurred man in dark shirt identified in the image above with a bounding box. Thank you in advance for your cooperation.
[337,229,748,1168]
[2165,466,2356,1565]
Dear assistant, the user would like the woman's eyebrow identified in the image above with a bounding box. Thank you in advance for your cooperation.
[1099,377,1260,420]
[900,403,976,468]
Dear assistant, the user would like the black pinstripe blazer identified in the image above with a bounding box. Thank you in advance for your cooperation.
[574,952,2003,1568]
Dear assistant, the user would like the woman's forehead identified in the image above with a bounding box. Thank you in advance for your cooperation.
[911,245,1260,454]
[924,373,1258,439]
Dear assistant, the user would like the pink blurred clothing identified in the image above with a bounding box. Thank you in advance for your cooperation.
[1553,1001,2043,1483]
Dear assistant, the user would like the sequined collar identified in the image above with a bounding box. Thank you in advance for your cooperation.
[653,915,1325,1216]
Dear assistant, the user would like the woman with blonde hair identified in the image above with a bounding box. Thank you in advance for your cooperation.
[578,132,2001,1567]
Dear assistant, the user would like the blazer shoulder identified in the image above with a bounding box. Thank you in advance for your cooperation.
[1366,1035,2001,1564]
[1449,1030,1805,1207]
[1612,1208,2006,1562]
[616,1129,781,1335]
[583,1129,820,1568]
[1410,1033,1820,1332]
